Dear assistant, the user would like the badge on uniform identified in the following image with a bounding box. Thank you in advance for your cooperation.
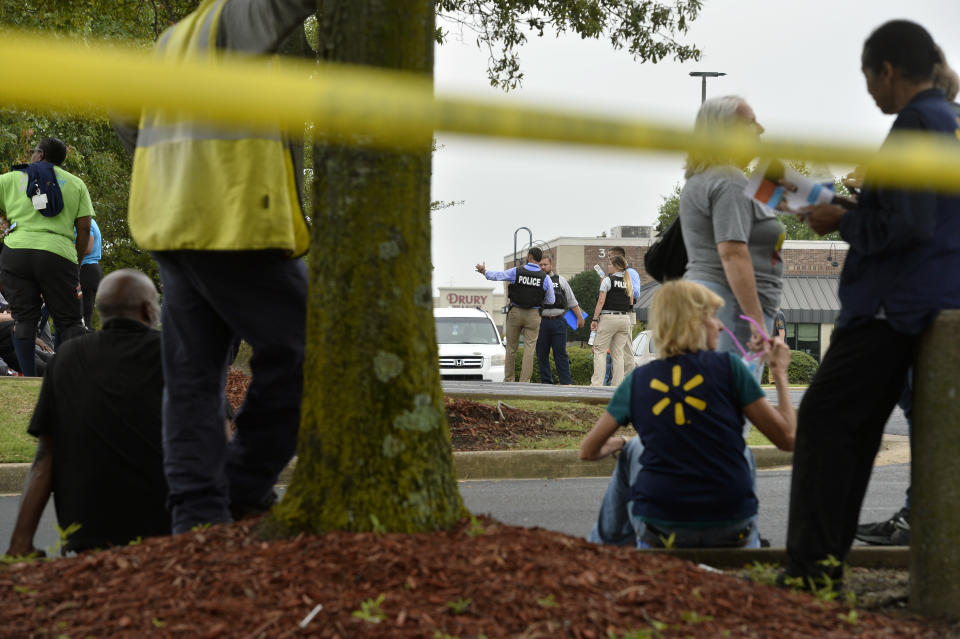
[32,187,48,211]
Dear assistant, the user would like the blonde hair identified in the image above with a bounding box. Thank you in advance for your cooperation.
[933,45,959,101]
[684,95,749,179]
[650,280,724,357]
[610,255,633,299]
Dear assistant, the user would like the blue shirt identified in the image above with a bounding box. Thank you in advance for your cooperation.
[82,218,102,265]
[837,88,960,335]
[483,263,556,306]
[625,266,642,302]
[606,351,763,525]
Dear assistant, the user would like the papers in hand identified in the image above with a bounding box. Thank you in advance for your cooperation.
[744,159,834,212]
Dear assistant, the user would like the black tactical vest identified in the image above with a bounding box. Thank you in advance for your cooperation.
[603,272,632,312]
[508,267,547,308]
[542,274,567,310]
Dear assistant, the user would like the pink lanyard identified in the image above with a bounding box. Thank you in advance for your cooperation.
[722,315,772,362]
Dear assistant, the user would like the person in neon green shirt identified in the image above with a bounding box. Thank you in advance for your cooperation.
[0,137,92,375]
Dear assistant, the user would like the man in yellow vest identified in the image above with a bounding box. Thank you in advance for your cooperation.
[115,0,315,534]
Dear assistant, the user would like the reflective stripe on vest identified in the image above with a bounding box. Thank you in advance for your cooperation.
[127,0,309,256]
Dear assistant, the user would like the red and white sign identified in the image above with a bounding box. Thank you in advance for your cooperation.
[446,293,488,307]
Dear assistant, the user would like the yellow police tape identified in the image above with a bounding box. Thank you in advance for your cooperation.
[2,29,960,193]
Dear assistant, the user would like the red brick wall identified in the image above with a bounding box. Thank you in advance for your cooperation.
[573,244,846,282]
[781,248,847,276]
[582,246,650,279]
[583,246,847,284]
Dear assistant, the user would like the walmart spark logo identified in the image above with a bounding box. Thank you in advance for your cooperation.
[650,365,707,426]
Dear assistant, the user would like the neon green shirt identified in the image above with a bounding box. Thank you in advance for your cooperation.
[0,166,94,263]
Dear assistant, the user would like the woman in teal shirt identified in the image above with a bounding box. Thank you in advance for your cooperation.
[580,280,795,548]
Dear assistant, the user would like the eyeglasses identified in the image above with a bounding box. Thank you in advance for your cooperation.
[29,148,42,154]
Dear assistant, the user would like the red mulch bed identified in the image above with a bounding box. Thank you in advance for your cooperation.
[2,516,949,638]
[226,369,251,415]
[8,370,927,636]
[228,371,574,450]
[445,397,571,450]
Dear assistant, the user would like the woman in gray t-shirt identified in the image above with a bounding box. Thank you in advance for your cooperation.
[678,96,785,378]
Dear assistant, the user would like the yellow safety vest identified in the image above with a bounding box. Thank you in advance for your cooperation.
[127,0,309,256]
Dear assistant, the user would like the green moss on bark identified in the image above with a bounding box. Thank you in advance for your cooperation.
[265,0,465,536]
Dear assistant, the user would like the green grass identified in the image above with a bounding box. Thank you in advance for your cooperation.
[746,428,772,447]
[233,341,253,374]
[0,381,776,463]
[0,378,42,463]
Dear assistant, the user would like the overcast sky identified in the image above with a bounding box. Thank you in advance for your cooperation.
[429,0,960,290]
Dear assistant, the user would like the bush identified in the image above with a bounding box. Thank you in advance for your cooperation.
[761,350,820,385]
[516,344,820,386]
[787,350,819,384]
[514,344,596,385]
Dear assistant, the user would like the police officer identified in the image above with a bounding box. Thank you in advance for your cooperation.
[603,246,642,385]
[475,247,554,382]
[590,255,635,386]
[536,254,584,384]
[115,0,315,534]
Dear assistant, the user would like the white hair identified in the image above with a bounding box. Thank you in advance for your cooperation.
[684,95,748,179]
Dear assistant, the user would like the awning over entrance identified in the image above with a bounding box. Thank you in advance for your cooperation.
[634,276,841,325]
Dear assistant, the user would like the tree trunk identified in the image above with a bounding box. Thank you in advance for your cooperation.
[267,0,465,534]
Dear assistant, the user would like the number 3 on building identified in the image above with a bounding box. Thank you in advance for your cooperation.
[598,248,606,258]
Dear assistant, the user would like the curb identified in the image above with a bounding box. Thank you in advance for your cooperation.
[644,546,909,569]
[0,436,907,494]
[0,447,792,494]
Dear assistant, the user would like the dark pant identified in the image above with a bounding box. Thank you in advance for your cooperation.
[536,315,572,384]
[79,262,102,328]
[152,250,307,534]
[0,247,84,375]
[786,320,916,581]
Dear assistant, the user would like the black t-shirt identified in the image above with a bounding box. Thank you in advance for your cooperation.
[28,318,169,550]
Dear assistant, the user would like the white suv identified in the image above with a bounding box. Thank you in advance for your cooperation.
[632,330,657,367]
[434,307,506,382]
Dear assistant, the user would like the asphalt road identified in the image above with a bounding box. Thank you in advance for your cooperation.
[0,464,909,555]
[459,463,911,548]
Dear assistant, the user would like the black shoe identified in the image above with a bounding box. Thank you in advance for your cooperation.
[229,489,278,522]
[759,536,771,548]
[855,507,910,545]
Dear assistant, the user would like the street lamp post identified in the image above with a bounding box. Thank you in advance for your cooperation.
[689,71,727,104]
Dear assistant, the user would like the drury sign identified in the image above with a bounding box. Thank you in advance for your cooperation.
[446,293,488,306]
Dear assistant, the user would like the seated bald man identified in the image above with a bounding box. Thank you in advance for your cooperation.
[6,269,169,555]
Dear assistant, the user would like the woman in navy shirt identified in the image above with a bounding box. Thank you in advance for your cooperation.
[580,280,795,548]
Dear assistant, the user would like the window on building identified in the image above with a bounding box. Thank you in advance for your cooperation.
[785,323,821,361]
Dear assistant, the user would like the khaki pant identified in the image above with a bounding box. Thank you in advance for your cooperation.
[504,307,542,382]
[621,312,637,377]
[591,313,633,386]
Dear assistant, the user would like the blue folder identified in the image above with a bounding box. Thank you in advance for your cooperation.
[563,308,588,330]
